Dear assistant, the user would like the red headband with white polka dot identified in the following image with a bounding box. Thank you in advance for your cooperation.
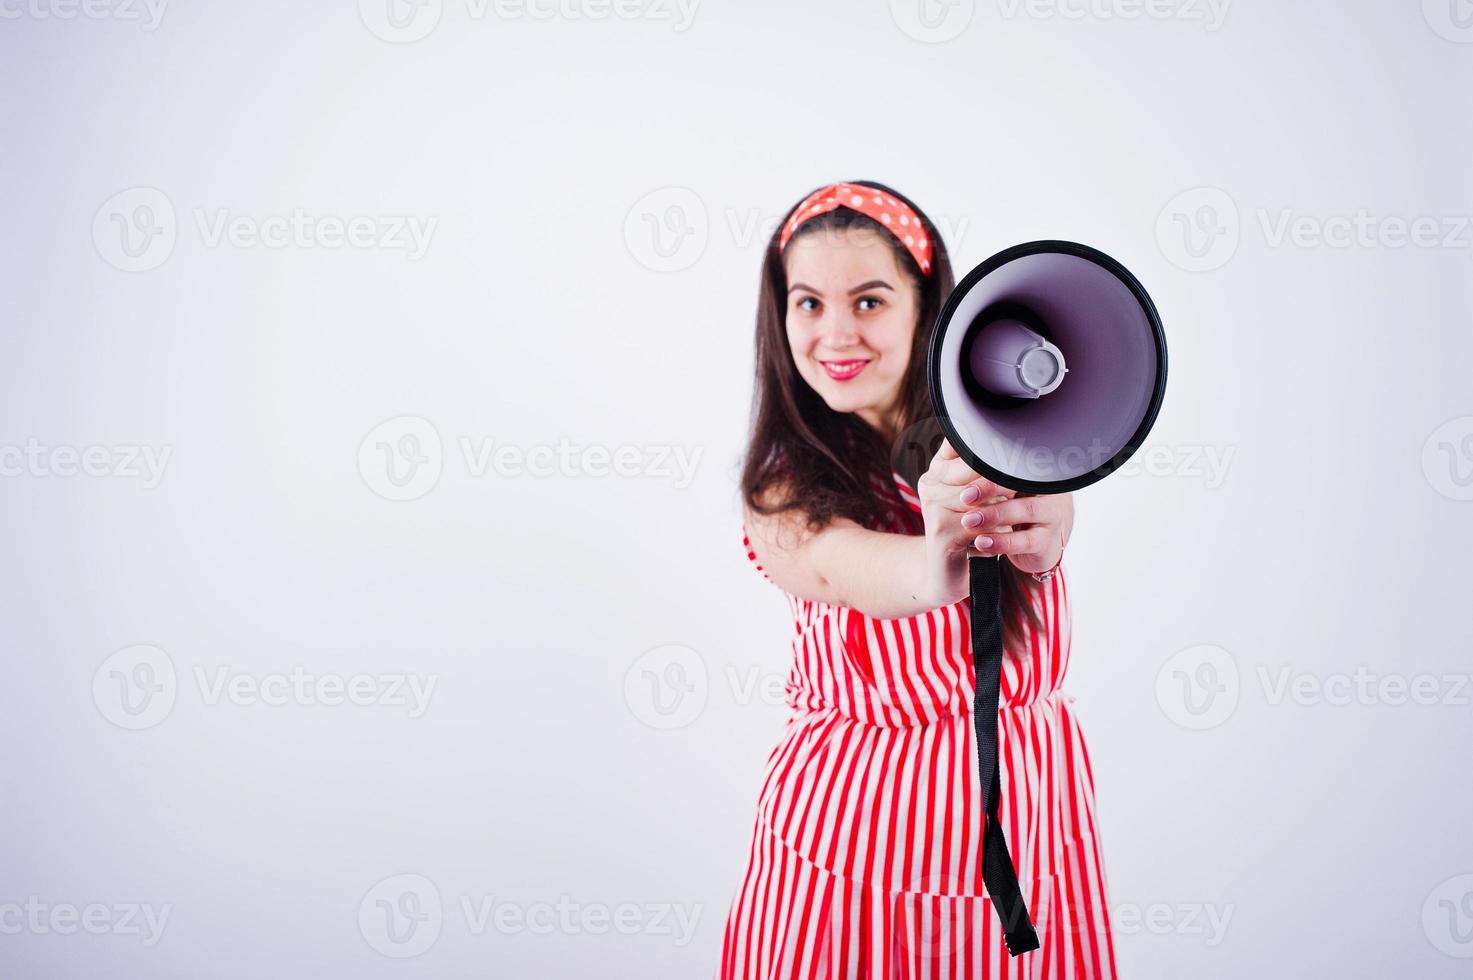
[777,182,933,276]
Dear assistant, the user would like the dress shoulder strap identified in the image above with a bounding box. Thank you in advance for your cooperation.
[740,524,774,584]
[892,469,922,514]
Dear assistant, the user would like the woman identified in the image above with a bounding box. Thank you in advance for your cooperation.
[719,181,1116,979]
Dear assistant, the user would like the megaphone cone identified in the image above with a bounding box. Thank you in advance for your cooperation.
[928,240,1168,494]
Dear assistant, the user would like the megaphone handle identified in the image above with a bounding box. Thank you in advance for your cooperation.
[969,554,1042,956]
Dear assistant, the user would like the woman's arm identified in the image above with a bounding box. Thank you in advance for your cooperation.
[745,440,1020,620]
[743,508,940,620]
[747,443,1078,618]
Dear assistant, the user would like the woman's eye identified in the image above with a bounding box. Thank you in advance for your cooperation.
[857,296,884,312]
[796,297,820,312]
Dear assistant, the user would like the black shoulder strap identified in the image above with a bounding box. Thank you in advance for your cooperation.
[970,554,1041,956]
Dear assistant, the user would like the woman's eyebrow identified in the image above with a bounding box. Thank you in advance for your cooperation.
[787,279,895,296]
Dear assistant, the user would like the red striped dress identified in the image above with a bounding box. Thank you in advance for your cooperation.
[719,470,1116,980]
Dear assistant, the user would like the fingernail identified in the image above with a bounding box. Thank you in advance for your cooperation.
[975,535,993,549]
[962,511,982,528]
[960,486,980,504]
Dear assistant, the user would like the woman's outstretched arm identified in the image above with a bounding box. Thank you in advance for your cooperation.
[744,509,940,620]
[746,440,1072,620]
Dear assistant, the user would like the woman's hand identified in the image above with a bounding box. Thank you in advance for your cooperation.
[915,439,1016,606]
[962,490,1072,576]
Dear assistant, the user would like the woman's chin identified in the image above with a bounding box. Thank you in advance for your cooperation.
[817,385,879,417]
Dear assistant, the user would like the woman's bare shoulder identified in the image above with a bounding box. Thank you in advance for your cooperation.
[744,483,866,601]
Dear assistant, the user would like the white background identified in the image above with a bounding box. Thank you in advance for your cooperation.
[2,0,1471,976]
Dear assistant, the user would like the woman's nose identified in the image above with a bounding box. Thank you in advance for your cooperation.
[819,310,861,348]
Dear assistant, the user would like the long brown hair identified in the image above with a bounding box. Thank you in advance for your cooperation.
[739,179,1043,651]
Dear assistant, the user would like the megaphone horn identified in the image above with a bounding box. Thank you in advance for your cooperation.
[928,240,1168,495]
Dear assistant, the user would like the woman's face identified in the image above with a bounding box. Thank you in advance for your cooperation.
[782,225,920,437]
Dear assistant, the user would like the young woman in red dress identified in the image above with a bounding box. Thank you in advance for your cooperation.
[718,181,1116,979]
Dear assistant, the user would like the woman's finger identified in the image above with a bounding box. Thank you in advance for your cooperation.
[929,453,983,488]
[957,474,1015,505]
[934,438,959,462]
[964,495,1049,530]
[961,504,1013,530]
[971,526,1051,557]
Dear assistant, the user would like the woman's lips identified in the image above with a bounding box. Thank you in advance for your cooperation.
[821,358,870,381]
